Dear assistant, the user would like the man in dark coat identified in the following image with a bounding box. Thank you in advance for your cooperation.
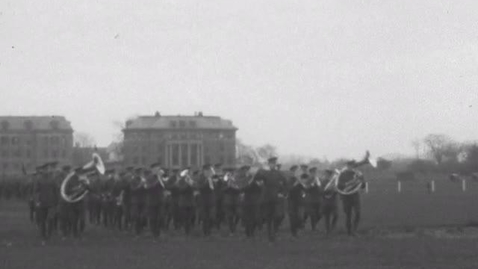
[255,157,287,242]
[240,165,262,238]
[222,168,241,235]
[198,164,216,236]
[33,163,59,242]
[145,163,166,239]
[303,167,322,231]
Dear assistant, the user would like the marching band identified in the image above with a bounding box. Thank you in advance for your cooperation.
[22,151,376,243]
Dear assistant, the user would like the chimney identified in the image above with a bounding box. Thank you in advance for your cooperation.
[198,111,203,117]
[155,111,161,117]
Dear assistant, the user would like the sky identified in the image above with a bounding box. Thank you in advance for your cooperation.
[1,0,478,160]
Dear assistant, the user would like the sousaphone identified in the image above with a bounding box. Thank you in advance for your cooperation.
[60,152,106,203]
[333,151,375,196]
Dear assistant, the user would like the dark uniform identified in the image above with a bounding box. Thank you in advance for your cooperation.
[213,163,225,229]
[288,173,305,237]
[321,170,338,234]
[145,165,165,238]
[222,170,241,235]
[303,167,322,231]
[177,174,195,235]
[63,169,88,238]
[338,166,365,236]
[256,157,287,242]
[198,165,216,236]
[33,164,59,240]
[240,166,262,238]
[130,169,147,236]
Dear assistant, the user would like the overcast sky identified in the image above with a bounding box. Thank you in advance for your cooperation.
[1,0,478,160]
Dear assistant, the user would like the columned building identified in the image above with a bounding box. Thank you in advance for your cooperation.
[0,116,73,175]
[123,112,237,169]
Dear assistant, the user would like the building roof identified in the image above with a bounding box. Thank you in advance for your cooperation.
[124,114,237,131]
[0,116,73,132]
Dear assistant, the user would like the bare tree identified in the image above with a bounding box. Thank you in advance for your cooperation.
[423,134,459,165]
[411,139,421,159]
[256,144,278,160]
[73,132,96,148]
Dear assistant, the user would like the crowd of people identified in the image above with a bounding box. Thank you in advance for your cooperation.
[13,154,371,244]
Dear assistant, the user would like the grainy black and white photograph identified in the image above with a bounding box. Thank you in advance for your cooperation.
[1,1,478,268]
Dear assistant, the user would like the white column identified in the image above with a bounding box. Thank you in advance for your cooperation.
[431,180,435,193]
[365,182,369,194]
[462,179,466,192]
[397,181,401,193]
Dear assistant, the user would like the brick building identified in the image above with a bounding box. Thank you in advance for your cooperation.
[123,112,237,169]
[0,116,73,175]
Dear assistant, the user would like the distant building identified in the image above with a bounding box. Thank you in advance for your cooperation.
[123,112,238,169]
[0,116,73,175]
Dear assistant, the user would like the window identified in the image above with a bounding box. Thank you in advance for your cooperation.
[43,136,49,145]
[181,144,188,166]
[170,121,177,128]
[172,144,179,166]
[11,137,18,145]
[62,150,66,157]
[189,133,197,139]
[13,150,21,158]
[43,150,48,158]
[50,120,59,130]
[180,132,187,140]
[1,150,8,157]
[52,150,58,158]
[220,143,225,152]
[226,132,234,139]
[133,157,139,165]
[13,163,19,170]
[219,132,224,139]
[141,156,148,165]
[1,121,9,131]
[179,121,186,128]
[51,136,59,145]
[1,136,8,145]
[189,121,196,128]
[26,150,31,158]
[228,155,235,165]
[205,155,211,164]
[220,155,225,164]
[3,163,8,169]
[172,133,178,140]
[24,120,33,130]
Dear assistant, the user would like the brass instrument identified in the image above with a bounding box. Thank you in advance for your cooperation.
[60,152,105,203]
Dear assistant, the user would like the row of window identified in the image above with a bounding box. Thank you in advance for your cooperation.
[170,120,197,128]
[0,136,70,146]
[126,154,235,167]
[125,143,233,154]
[125,132,235,141]
[0,149,68,158]
[0,120,61,131]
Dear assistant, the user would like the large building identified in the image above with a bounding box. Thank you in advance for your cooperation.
[123,112,238,169]
[0,116,74,175]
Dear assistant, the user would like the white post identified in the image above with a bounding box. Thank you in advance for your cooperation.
[431,180,435,193]
[397,181,401,193]
[462,179,466,192]
[365,182,369,194]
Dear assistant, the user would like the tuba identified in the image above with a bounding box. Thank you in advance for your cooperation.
[327,151,374,196]
[60,153,106,203]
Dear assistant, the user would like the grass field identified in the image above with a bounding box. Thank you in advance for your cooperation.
[2,189,478,269]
